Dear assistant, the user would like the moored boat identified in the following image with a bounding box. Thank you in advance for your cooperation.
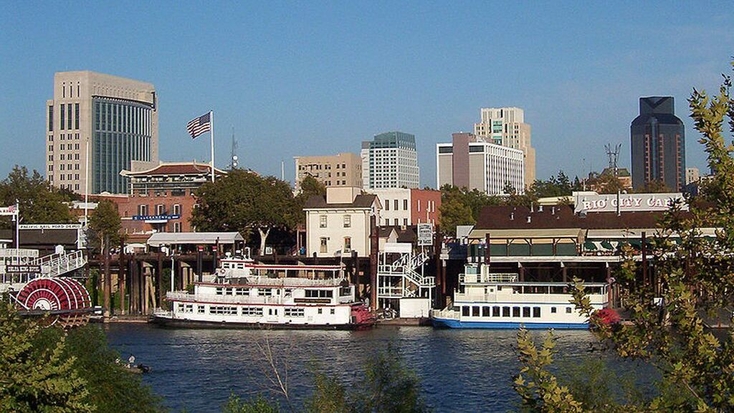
[431,263,608,329]
[152,252,375,330]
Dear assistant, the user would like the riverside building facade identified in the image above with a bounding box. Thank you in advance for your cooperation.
[45,71,158,195]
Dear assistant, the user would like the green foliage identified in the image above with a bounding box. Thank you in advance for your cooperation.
[513,328,584,413]
[0,302,164,412]
[304,371,349,413]
[348,346,429,413]
[227,347,430,413]
[0,165,77,229]
[223,394,280,413]
[88,199,122,252]
[527,171,574,199]
[0,301,92,412]
[191,170,297,252]
[516,60,734,412]
[294,176,326,226]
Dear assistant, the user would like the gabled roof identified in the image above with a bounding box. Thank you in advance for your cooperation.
[304,194,378,210]
[147,232,244,247]
[121,161,227,177]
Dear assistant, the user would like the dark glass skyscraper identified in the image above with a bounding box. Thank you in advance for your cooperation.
[630,97,685,190]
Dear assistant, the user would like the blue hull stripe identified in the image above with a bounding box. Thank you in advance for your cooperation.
[431,318,588,330]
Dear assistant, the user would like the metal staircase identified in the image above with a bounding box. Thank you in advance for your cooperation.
[31,250,87,277]
[377,246,434,301]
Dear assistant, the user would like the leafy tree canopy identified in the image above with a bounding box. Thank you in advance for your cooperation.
[0,166,77,229]
[87,199,122,252]
[514,60,734,411]
[0,301,92,412]
[191,170,298,253]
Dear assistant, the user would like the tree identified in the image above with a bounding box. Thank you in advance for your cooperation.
[438,186,477,236]
[191,170,298,254]
[0,301,92,412]
[51,325,165,412]
[294,176,326,226]
[514,61,734,411]
[88,199,122,317]
[527,171,574,199]
[225,346,430,413]
[0,166,77,229]
[88,199,122,252]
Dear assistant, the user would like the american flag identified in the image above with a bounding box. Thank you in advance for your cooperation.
[187,112,211,139]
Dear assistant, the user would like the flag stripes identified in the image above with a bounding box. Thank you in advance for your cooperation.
[187,112,211,139]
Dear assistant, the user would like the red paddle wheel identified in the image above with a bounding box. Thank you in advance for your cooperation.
[15,277,92,327]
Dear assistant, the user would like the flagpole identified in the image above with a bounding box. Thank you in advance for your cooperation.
[210,111,215,182]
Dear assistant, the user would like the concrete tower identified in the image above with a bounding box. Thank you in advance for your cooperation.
[46,71,158,195]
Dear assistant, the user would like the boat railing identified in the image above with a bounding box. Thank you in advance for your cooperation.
[454,291,608,305]
[431,308,460,320]
[216,277,346,287]
[460,272,518,284]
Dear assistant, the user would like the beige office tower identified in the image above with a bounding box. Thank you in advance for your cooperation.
[474,107,536,185]
[293,152,362,192]
[45,71,158,195]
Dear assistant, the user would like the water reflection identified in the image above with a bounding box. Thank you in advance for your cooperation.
[105,324,598,412]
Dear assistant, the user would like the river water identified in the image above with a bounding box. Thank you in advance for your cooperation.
[105,324,600,412]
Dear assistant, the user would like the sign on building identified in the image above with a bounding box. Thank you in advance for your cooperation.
[417,223,433,246]
[573,192,688,214]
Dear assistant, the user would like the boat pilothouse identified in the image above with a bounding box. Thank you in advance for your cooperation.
[431,262,609,329]
[153,251,375,329]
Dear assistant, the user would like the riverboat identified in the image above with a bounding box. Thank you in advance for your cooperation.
[152,252,375,330]
[1,246,92,327]
[431,263,608,329]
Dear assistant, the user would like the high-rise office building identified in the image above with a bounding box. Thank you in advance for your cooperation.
[361,131,420,190]
[436,132,525,195]
[46,71,158,195]
[630,97,685,190]
[294,152,362,192]
[474,107,535,185]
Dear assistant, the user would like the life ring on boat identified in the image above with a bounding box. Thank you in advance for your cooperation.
[217,268,226,276]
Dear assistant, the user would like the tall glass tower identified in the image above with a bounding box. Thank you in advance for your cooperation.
[630,97,685,191]
[46,71,158,194]
[361,131,420,189]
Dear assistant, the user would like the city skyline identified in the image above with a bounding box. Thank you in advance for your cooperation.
[2,3,732,188]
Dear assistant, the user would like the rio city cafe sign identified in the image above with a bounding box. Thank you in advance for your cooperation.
[573,193,688,214]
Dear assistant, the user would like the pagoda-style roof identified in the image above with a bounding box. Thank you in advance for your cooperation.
[121,161,227,177]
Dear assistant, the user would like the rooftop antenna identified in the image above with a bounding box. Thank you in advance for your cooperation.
[605,143,621,176]
[228,127,238,170]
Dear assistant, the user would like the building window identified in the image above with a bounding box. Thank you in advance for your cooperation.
[60,104,65,130]
[394,199,399,210]
[74,103,80,129]
[320,237,327,254]
[48,105,53,131]
[173,204,181,216]
[343,237,351,252]
[138,204,148,216]
[343,215,351,228]
[384,199,389,210]
[156,204,165,215]
[173,222,182,232]
[403,199,408,210]
[319,215,327,228]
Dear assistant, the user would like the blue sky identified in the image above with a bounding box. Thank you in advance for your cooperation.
[1,2,732,188]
